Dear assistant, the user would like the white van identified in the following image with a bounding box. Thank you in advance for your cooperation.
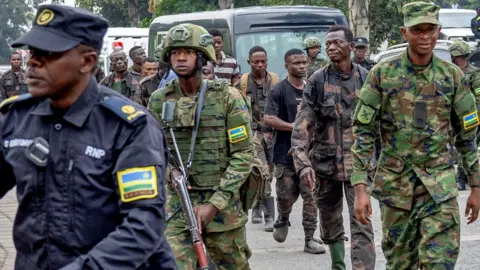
[100,27,149,74]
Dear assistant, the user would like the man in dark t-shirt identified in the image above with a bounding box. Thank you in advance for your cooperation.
[264,48,325,255]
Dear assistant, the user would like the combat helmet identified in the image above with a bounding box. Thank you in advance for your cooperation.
[303,36,321,50]
[160,23,216,63]
[449,41,471,57]
[154,42,163,61]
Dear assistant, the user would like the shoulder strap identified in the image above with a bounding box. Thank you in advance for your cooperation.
[0,93,33,113]
[269,72,280,86]
[312,67,327,111]
[240,73,249,97]
[101,96,146,125]
[186,79,208,170]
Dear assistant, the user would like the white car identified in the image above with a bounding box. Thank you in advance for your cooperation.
[439,9,478,45]
[374,42,452,63]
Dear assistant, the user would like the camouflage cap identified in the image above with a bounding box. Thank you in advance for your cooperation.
[402,1,441,28]
[449,40,471,57]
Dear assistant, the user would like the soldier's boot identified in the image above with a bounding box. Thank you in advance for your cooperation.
[251,202,263,224]
[456,168,467,191]
[262,196,275,232]
[272,217,290,243]
[328,241,346,270]
[304,237,326,254]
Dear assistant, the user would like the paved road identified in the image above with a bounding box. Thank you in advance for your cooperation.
[247,189,480,270]
[0,190,16,270]
[1,188,480,269]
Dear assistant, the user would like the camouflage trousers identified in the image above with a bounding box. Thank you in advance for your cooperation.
[166,215,251,270]
[274,163,317,238]
[253,130,274,197]
[314,179,376,270]
[380,183,460,270]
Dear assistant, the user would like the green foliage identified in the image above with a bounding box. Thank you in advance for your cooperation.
[76,0,151,27]
[0,0,34,64]
[153,0,218,16]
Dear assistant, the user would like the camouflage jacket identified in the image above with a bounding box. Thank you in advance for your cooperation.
[465,64,480,111]
[351,52,480,210]
[148,79,254,232]
[307,58,328,79]
[291,63,368,181]
[352,57,376,71]
[0,69,28,101]
[99,71,141,100]
[135,73,161,107]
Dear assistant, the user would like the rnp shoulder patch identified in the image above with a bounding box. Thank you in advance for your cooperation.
[0,93,33,113]
[101,97,146,125]
[117,166,158,203]
[463,111,480,131]
[355,104,376,124]
[228,125,248,143]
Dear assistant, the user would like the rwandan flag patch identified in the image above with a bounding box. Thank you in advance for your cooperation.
[117,166,158,202]
[463,111,480,131]
[228,125,248,143]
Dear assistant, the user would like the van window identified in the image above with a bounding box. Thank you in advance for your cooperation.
[235,30,328,79]
[439,12,475,28]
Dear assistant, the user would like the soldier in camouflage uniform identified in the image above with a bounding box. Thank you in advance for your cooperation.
[291,25,375,270]
[449,40,480,190]
[148,23,253,270]
[352,37,376,71]
[352,2,480,269]
[0,52,28,101]
[304,37,328,79]
[100,50,141,100]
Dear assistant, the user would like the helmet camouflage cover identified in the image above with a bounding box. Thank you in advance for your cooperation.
[160,23,216,62]
[303,36,321,49]
[449,40,471,57]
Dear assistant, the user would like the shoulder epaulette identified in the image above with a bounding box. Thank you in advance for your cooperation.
[210,80,228,91]
[101,96,146,125]
[0,93,34,113]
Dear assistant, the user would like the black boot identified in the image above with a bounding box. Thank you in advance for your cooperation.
[251,201,262,224]
[262,196,275,232]
[273,218,290,243]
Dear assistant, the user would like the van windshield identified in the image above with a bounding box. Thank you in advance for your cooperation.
[235,30,328,79]
[439,12,475,28]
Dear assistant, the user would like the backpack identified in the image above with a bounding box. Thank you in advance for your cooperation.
[240,72,280,97]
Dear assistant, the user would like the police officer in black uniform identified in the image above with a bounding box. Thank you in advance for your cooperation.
[352,37,376,71]
[1,5,177,270]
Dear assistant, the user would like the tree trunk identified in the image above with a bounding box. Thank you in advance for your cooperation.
[348,0,369,40]
[128,0,139,27]
[218,0,233,9]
